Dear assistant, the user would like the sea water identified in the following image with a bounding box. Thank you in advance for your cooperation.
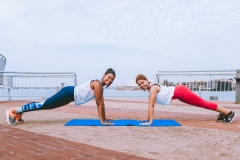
[104,89,235,102]
[0,88,236,102]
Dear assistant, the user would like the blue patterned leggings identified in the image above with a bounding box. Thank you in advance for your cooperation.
[16,86,74,113]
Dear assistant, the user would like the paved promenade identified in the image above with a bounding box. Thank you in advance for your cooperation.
[0,98,240,160]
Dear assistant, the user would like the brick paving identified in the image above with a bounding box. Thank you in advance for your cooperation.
[0,124,150,160]
[0,98,240,159]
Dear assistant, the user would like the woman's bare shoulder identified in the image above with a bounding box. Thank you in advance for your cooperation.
[150,84,160,93]
[90,80,102,90]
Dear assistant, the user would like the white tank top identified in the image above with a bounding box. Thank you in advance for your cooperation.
[149,82,175,105]
[74,78,103,105]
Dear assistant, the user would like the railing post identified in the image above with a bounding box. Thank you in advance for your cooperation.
[199,86,201,97]
[3,76,13,101]
[56,86,59,93]
[74,74,77,86]
[8,88,11,101]
[235,70,240,104]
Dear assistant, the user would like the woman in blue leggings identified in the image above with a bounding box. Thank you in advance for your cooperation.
[6,68,116,126]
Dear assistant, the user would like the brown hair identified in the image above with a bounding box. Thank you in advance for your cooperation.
[136,74,147,83]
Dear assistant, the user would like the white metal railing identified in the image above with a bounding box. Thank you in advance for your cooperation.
[0,54,7,84]
[156,70,236,102]
[0,72,77,101]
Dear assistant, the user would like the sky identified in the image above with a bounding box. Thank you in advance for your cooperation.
[0,0,240,86]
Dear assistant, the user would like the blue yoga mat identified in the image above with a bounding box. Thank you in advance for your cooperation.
[64,119,181,127]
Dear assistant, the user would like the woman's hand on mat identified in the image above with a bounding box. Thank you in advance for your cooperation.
[101,121,114,125]
[139,122,152,126]
[138,118,149,122]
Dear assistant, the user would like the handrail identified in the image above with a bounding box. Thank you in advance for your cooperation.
[0,71,76,74]
[0,71,77,86]
[158,70,236,73]
[156,74,235,76]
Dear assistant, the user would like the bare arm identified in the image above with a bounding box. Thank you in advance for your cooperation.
[140,85,159,125]
[91,80,107,124]
[139,98,151,121]
[148,85,158,124]
[102,90,107,120]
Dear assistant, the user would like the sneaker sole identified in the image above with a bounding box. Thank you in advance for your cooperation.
[6,110,17,126]
[223,113,237,124]
[16,120,24,124]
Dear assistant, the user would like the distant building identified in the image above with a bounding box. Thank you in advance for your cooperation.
[116,79,140,90]
[208,78,234,91]
[173,78,235,91]
[163,80,175,86]
[179,81,207,91]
